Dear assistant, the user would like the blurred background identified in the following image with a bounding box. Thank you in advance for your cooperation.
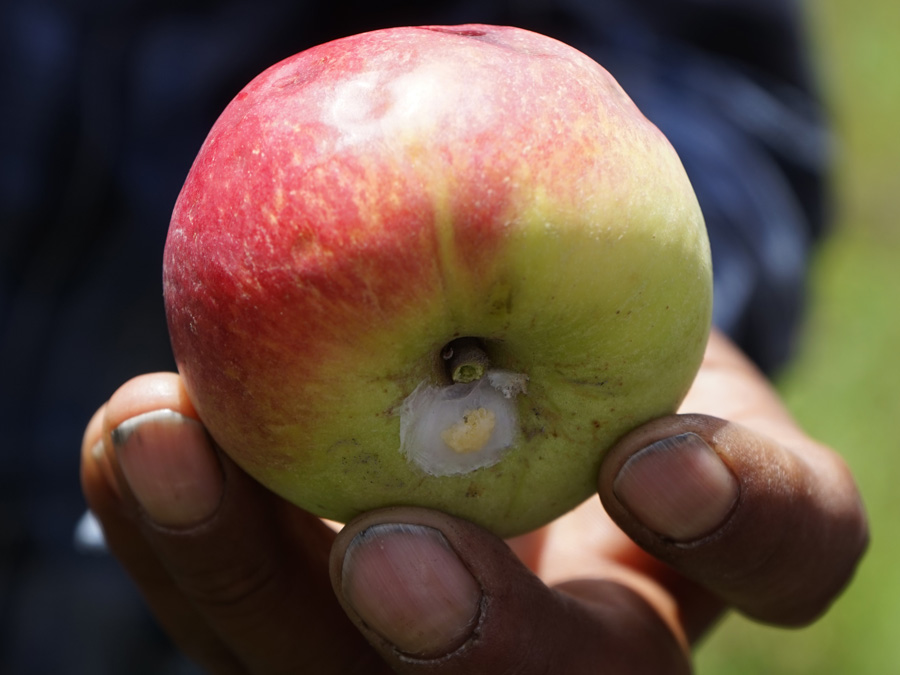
[696,0,900,672]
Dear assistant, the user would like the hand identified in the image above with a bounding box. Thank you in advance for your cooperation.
[81,329,867,674]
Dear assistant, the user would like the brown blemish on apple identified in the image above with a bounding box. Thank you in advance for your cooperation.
[465,483,485,498]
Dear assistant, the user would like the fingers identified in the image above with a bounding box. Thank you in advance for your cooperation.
[83,327,868,675]
[331,507,692,675]
[82,373,382,675]
[85,375,696,675]
[82,380,242,672]
[598,335,868,626]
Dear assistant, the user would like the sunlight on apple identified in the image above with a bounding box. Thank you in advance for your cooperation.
[325,62,465,150]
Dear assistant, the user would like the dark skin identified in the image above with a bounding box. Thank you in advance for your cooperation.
[81,330,868,674]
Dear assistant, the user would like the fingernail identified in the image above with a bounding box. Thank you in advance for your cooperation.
[613,433,739,542]
[112,410,223,528]
[341,523,482,657]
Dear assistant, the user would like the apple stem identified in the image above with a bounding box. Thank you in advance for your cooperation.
[442,338,490,384]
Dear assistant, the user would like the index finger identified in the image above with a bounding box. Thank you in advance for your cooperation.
[83,373,383,674]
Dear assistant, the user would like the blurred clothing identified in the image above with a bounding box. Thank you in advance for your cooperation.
[0,1,828,672]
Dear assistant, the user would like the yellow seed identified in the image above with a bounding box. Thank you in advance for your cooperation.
[441,408,496,454]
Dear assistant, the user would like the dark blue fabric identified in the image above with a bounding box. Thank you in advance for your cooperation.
[0,1,828,672]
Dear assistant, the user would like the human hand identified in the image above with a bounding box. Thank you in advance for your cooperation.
[81,329,867,674]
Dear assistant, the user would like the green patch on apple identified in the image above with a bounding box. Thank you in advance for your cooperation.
[163,24,713,538]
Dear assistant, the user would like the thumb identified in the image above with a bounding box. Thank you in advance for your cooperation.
[330,507,690,675]
[598,414,867,626]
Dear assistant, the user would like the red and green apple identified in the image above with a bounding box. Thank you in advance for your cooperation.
[163,24,712,538]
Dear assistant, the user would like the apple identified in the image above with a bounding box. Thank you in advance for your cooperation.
[163,24,712,538]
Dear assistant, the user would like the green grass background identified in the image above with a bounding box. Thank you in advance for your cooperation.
[694,0,900,672]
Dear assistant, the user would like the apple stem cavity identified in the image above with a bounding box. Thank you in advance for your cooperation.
[442,337,491,384]
[398,348,528,476]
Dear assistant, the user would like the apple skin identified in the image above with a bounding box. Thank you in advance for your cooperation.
[163,24,712,538]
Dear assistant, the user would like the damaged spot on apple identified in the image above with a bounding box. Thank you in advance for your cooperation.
[441,407,497,454]
[398,373,525,476]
